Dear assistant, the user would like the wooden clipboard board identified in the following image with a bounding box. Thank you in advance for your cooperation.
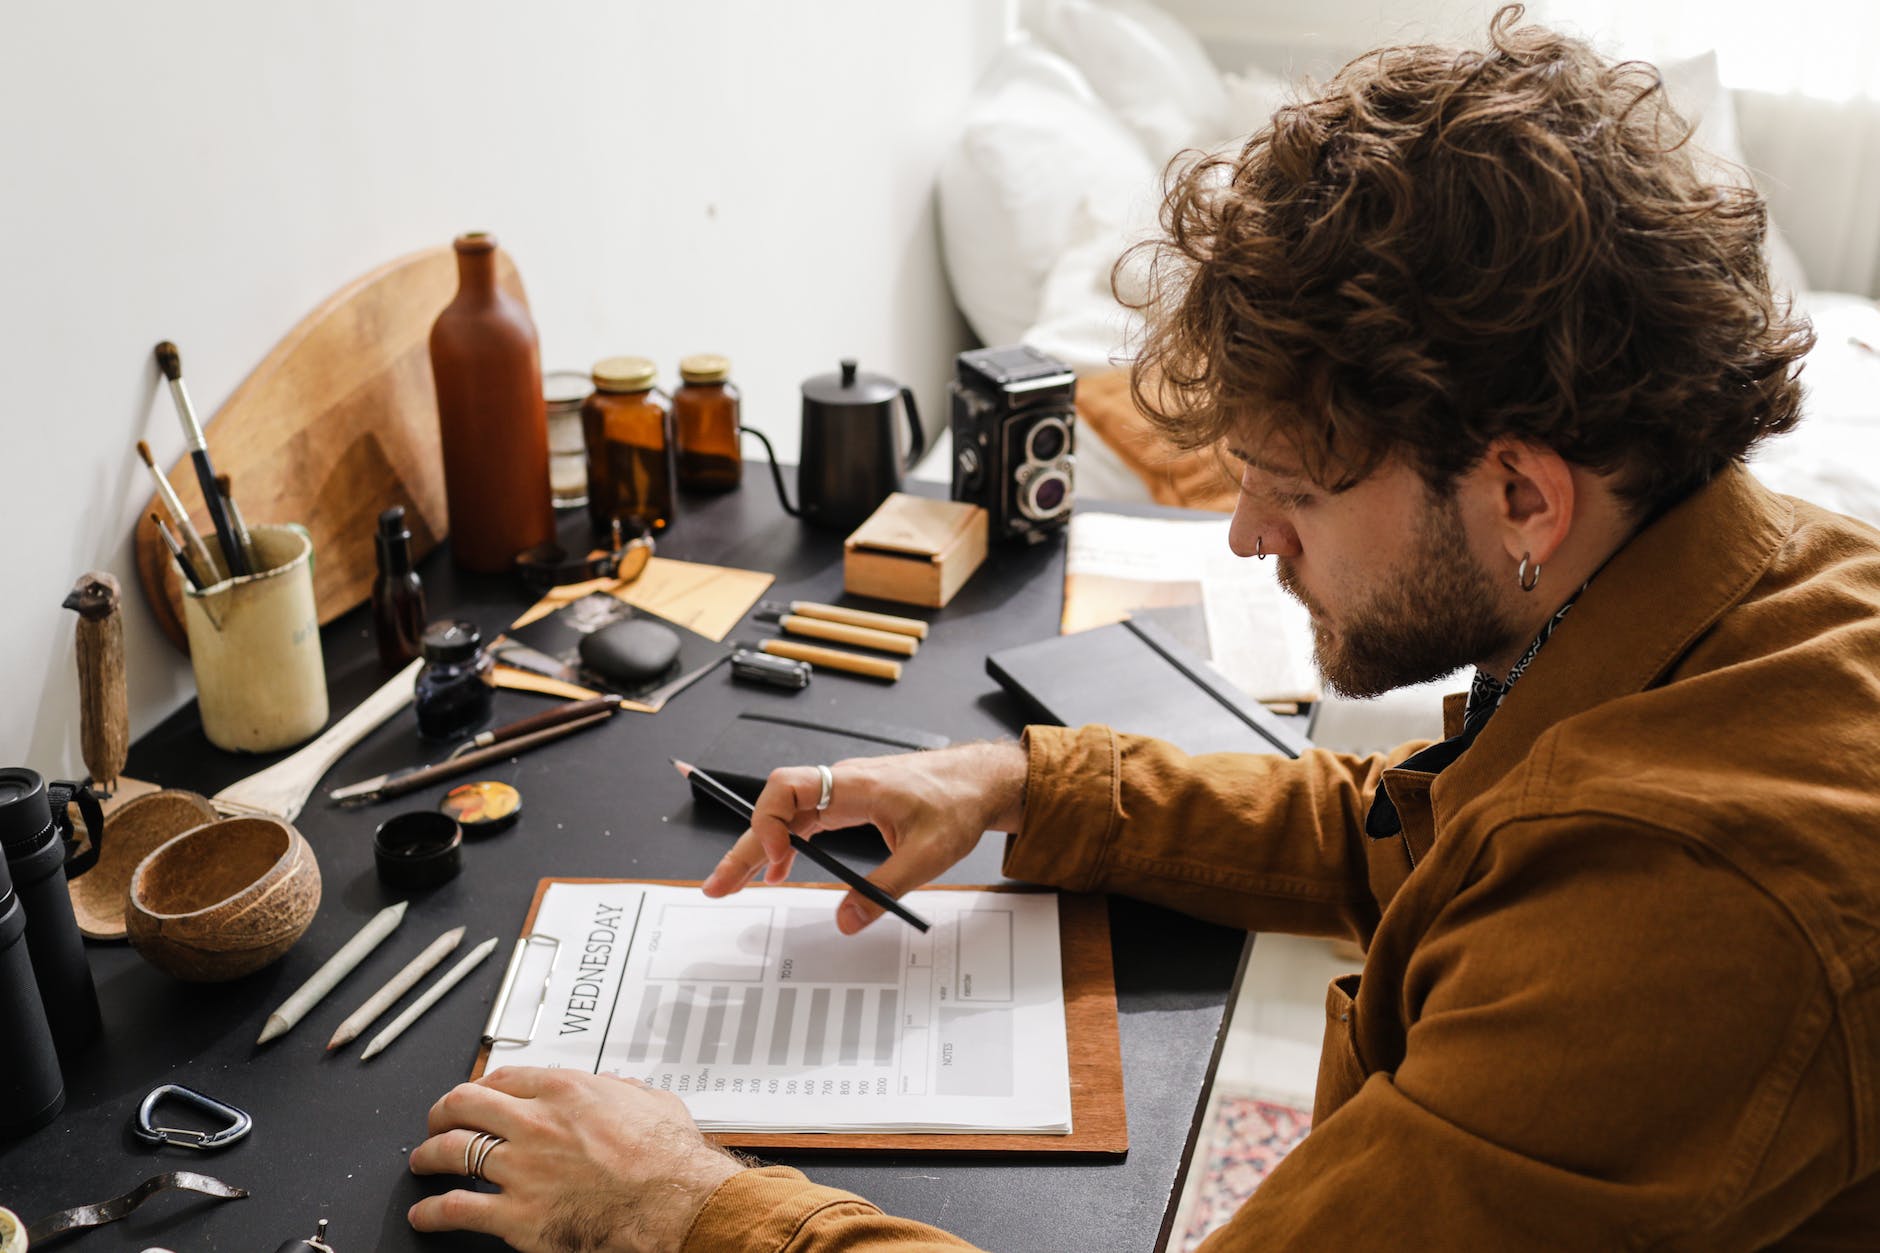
[473,879,1128,1157]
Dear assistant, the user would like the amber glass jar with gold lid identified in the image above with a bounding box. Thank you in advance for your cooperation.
[581,356,676,536]
[673,354,742,491]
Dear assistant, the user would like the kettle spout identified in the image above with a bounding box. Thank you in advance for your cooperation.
[740,426,802,518]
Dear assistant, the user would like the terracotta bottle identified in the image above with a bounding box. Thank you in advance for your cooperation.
[429,232,555,572]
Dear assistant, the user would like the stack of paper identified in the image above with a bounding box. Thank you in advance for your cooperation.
[485,883,1072,1136]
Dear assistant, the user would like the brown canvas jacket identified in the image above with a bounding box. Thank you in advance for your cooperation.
[682,466,1880,1251]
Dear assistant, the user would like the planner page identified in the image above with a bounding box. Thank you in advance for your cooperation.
[484,882,1072,1134]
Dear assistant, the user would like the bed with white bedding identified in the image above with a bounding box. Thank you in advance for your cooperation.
[935,0,1880,748]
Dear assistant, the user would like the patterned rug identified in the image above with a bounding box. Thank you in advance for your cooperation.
[1179,1094,1314,1250]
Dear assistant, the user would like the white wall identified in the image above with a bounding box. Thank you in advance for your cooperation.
[1160,0,1513,75]
[1,0,1010,773]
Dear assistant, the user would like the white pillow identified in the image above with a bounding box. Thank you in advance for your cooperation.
[1032,0,1228,157]
[1219,65,1292,147]
[1659,51,1810,295]
[938,38,1156,349]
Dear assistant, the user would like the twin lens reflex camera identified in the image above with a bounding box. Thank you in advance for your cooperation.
[947,345,1078,543]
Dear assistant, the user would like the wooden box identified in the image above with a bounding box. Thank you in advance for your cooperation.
[843,494,988,608]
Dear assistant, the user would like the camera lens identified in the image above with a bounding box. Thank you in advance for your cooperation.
[1020,469,1073,521]
[1026,417,1069,463]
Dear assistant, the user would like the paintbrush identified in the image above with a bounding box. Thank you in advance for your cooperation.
[153,514,206,592]
[154,340,249,577]
[328,709,616,805]
[137,440,219,583]
[214,472,257,573]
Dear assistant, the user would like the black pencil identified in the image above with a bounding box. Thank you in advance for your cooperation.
[670,758,930,933]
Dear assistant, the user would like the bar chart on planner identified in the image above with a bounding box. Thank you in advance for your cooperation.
[485,882,1071,1134]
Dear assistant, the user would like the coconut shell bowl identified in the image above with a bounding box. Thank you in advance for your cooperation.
[126,815,322,981]
[69,789,219,941]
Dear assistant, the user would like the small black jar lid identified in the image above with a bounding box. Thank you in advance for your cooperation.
[421,620,482,665]
[373,811,463,890]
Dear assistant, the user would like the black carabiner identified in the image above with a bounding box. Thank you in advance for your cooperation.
[133,1085,253,1151]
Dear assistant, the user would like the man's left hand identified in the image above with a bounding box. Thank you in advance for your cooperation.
[409,1066,744,1253]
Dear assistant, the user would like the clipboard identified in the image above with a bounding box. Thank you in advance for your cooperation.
[474,879,1128,1156]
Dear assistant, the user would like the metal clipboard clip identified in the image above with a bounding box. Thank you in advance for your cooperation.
[481,933,562,1047]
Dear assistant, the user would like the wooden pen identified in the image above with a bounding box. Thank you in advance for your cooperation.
[759,599,928,639]
[755,607,919,656]
[744,638,902,682]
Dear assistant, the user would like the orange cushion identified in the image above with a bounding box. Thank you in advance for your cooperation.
[1074,369,1239,513]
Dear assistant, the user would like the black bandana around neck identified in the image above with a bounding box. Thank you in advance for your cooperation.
[1364,585,1586,842]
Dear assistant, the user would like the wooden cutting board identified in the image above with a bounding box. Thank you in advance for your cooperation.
[134,245,528,651]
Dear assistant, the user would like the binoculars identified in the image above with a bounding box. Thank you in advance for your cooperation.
[0,767,103,1139]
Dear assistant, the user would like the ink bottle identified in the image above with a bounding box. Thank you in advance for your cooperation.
[581,356,675,539]
[370,506,428,670]
[414,620,494,741]
[673,354,742,491]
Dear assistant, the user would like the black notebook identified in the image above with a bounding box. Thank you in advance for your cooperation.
[986,617,1312,758]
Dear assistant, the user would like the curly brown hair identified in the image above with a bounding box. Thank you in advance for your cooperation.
[1125,5,1814,516]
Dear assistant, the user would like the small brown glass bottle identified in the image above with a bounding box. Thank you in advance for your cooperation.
[674,354,742,491]
[582,356,676,537]
[370,506,427,670]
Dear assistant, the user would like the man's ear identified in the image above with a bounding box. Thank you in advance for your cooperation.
[1479,439,1575,566]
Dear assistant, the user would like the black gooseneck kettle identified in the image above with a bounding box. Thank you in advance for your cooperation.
[746,359,926,529]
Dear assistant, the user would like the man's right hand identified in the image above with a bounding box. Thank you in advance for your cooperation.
[699,741,1028,933]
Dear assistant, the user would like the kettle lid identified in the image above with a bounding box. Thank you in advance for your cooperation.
[802,358,903,408]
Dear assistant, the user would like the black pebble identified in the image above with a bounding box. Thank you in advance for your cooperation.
[579,619,681,684]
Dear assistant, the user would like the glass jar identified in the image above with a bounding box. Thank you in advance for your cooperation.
[544,370,594,510]
[582,356,676,537]
[673,353,742,491]
[414,620,495,741]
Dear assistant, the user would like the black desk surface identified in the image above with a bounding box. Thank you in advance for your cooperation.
[0,478,1248,1252]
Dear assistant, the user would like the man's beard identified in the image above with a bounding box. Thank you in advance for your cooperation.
[1276,495,1518,700]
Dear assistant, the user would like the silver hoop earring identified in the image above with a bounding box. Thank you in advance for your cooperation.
[1255,536,1266,560]
[1517,552,1541,592]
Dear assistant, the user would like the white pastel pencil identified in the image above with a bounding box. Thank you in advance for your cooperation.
[326,926,466,1051]
[360,937,499,1061]
[257,900,408,1045]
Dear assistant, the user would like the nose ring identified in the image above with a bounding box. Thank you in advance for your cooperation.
[1255,536,1266,560]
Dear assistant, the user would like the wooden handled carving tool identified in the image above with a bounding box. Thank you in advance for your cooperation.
[738,637,902,682]
[754,604,918,656]
[328,709,615,805]
[154,340,249,576]
[759,599,928,639]
[137,439,219,583]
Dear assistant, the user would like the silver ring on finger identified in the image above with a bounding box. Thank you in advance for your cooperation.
[815,764,834,812]
[464,1131,504,1181]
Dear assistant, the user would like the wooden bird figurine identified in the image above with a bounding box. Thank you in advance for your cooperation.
[63,571,128,796]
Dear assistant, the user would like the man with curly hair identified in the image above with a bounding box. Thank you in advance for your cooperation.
[409,8,1880,1249]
